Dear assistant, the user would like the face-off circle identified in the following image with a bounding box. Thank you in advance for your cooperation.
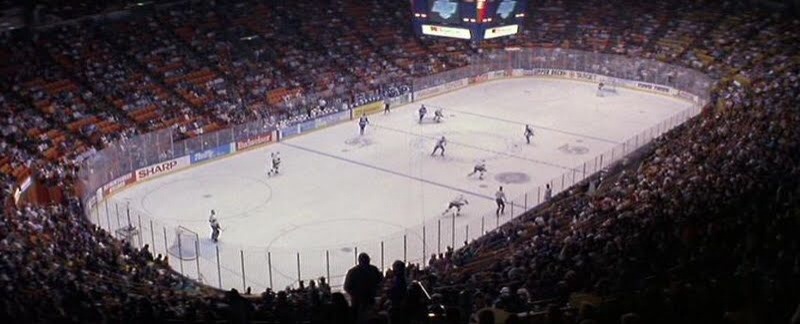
[410,130,521,163]
[344,137,374,148]
[557,144,590,155]
[494,172,531,184]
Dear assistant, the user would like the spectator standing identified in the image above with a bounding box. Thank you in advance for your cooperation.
[387,260,408,324]
[493,286,522,313]
[344,253,383,321]
[225,289,253,324]
[325,292,353,324]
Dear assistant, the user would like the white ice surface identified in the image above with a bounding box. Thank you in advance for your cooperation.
[103,78,692,291]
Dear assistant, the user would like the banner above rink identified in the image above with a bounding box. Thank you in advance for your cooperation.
[421,24,472,39]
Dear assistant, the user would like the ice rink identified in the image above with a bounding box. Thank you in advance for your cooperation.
[104,78,693,290]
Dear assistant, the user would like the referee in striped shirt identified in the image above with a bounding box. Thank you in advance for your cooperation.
[495,186,506,215]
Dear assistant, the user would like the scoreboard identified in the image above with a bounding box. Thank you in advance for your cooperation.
[411,0,527,41]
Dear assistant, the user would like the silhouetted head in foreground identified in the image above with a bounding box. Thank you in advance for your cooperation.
[358,252,371,265]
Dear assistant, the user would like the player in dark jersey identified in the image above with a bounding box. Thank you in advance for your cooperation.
[358,114,370,135]
[524,125,534,144]
[431,136,446,156]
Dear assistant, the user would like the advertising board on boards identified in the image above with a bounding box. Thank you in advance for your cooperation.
[470,73,488,85]
[280,125,300,140]
[280,110,350,140]
[636,82,671,94]
[85,194,98,212]
[135,156,190,181]
[191,143,235,164]
[388,93,412,106]
[352,101,384,117]
[315,110,350,129]
[571,71,597,82]
[677,90,698,103]
[486,70,507,80]
[236,131,277,151]
[414,78,470,100]
[102,172,135,197]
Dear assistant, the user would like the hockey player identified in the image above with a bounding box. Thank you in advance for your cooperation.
[358,114,370,135]
[431,136,446,156]
[524,125,534,144]
[433,108,444,123]
[442,194,469,216]
[418,105,427,123]
[596,82,605,97]
[267,152,281,176]
[209,210,222,242]
[495,186,506,216]
[383,100,391,114]
[467,160,487,180]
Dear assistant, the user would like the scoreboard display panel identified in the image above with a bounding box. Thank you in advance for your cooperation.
[487,0,526,24]
[411,0,527,41]
[426,0,462,24]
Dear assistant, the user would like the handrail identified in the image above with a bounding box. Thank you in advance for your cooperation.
[412,280,432,301]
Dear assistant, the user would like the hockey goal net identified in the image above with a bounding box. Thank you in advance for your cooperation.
[168,226,200,261]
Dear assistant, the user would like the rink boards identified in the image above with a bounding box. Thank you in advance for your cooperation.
[89,71,701,291]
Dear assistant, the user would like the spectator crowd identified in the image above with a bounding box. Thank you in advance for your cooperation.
[2,0,800,323]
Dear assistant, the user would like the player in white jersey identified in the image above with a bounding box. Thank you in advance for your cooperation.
[209,210,222,242]
[267,152,281,176]
[358,114,369,136]
[433,108,444,123]
[596,82,605,97]
[442,194,469,216]
[431,136,446,156]
[524,125,534,144]
[467,160,487,180]
[495,186,506,215]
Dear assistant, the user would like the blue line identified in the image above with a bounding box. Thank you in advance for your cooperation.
[438,106,621,144]
[278,142,496,202]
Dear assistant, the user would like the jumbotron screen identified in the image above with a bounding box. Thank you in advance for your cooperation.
[426,0,463,24]
[487,0,525,24]
[411,0,527,41]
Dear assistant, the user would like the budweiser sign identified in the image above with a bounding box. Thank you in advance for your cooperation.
[237,132,275,150]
